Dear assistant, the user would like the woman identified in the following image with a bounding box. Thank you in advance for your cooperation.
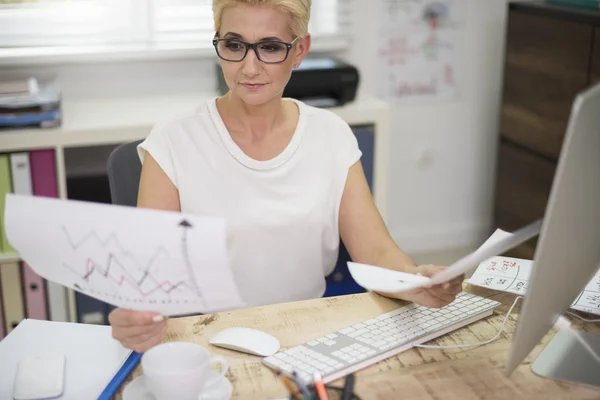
[109,0,464,353]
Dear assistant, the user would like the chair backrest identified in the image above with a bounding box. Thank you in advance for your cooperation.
[106,139,143,207]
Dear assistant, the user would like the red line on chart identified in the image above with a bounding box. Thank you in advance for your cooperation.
[84,258,190,297]
[66,258,193,298]
[62,221,205,305]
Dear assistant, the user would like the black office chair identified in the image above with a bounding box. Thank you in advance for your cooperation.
[106,139,144,207]
[85,139,143,321]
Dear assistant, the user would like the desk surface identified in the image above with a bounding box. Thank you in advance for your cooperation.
[115,286,600,400]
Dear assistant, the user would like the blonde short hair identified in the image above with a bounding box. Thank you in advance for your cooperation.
[213,0,311,38]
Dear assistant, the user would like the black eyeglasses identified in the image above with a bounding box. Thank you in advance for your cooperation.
[212,37,299,64]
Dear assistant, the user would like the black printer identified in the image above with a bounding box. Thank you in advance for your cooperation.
[215,57,359,107]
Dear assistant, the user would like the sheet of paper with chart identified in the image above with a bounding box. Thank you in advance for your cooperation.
[467,253,600,316]
[4,194,245,316]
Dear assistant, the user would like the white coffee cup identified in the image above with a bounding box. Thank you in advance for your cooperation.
[141,342,228,400]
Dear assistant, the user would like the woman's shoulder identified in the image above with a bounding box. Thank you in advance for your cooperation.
[138,98,218,164]
[290,98,352,134]
[289,98,355,144]
[148,99,213,140]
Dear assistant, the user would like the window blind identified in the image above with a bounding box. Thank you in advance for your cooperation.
[0,0,146,47]
[0,0,354,49]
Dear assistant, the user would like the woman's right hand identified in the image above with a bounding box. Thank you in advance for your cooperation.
[108,308,168,353]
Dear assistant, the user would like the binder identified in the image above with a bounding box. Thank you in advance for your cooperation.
[0,262,25,334]
[9,153,33,196]
[29,150,58,198]
[0,155,13,254]
[21,262,48,320]
[9,153,48,320]
[29,149,66,322]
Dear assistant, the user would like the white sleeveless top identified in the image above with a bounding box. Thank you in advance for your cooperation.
[138,97,362,308]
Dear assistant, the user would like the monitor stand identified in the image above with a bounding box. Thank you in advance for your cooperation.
[531,330,600,389]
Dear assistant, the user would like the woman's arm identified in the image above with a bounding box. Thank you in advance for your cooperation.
[137,153,181,211]
[339,161,463,307]
[338,161,418,274]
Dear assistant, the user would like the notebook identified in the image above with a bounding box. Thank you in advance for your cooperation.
[0,319,133,399]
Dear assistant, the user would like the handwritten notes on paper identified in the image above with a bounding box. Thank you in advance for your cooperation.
[467,256,533,296]
[467,257,600,316]
[348,221,542,293]
[572,269,600,315]
[376,0,463,104]
[428,221,542,285]
[4,194,245,316]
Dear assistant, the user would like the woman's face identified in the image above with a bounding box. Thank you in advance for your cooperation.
[217,4,310,106]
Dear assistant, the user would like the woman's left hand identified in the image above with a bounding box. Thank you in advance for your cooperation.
[377,264,464,308]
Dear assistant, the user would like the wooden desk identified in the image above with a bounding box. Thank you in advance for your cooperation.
[115,286,600,399]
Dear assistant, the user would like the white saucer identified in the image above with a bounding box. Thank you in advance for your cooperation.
[122,371,233,400]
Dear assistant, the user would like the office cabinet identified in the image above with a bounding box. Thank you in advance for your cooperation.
[500,8,592,161]
[494,1,600,259]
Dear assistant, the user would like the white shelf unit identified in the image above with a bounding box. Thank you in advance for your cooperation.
[0,252,21,264]
[0,92,392,323]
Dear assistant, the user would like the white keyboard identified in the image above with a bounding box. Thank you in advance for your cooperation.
[262,292,500,384]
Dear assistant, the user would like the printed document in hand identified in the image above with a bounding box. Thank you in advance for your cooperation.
[467,252,600,316]
[347,219,543,293]
[4,194,245,316]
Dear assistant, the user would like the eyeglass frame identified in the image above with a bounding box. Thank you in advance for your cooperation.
[212,36,300,64]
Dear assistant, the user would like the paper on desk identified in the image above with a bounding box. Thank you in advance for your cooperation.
[466,255,533,296]
[347,219,543,293]
[4,193,245,316]
[428,219,542,285]
[467,256,600,316]
[0,319,132,399]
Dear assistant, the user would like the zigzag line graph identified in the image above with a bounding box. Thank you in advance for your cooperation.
[61,220,204,305]
[63,257,194,298]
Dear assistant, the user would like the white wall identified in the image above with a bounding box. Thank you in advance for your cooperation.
[348,0,509,254]
[0,0,509,255]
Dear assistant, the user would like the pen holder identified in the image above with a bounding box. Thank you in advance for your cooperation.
[289,384,361,400]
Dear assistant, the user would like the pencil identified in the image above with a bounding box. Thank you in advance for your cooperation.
[313,372,328,400]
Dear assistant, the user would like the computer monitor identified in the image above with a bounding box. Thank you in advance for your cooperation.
[505,82,600,388]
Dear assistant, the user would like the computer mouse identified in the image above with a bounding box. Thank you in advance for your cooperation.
[208,327,280,357]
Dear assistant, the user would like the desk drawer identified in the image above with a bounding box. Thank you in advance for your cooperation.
[493,141,556,259]
[500,11,592,161]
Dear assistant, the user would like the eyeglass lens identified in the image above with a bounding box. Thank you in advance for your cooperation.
[217,39,289,63]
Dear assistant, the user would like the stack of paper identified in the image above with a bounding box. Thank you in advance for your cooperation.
[0,78,61,129]
[0,319,132,399]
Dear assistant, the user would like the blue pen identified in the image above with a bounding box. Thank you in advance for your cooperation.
[97,351,142,400]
